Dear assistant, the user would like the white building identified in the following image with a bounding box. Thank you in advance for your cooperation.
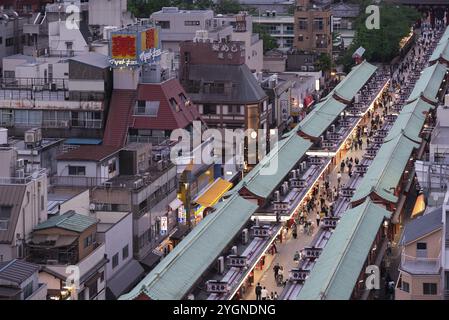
[88,0,135,31]
[0,145,48,262]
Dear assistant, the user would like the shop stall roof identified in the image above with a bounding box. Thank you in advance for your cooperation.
[119,194,258,300]
[297,199,390,300]
[351,134,419,204]
[407,63,447,104]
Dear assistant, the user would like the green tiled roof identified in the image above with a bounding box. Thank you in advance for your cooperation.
[384,98,433,143]
[296,199,391,300]
[226,132,312,198]
[332,61,377,102]
[351,134,419,204]
[297,97,346,138]
[429,39,449,62]
[407,63,447,103]
[34,211,97,233]
[119,194,258,300]
[239,134,312,198]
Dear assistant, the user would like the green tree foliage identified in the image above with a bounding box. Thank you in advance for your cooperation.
[214,0,243,14]
[338,3,419,72]
[315,53,333,73]
[253,24,279,53]
[128,0,215,17]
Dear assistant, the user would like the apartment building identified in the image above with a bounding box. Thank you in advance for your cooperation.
[396,207,444,299]
[293,0,332,55]
[0,259,47,300]
[90,143,179,265]
[0,52,112,139]
[150,7,233,70]
[254,14,295,49]
[0,145,47,262]
[215,12,263,72]
[0,9,26,74]
[27,211,107,300]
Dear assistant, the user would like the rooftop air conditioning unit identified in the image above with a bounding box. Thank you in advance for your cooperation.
[104,182,112,188]
[24,130,36,144]
[274,190,280,202]
[231,246,237,255]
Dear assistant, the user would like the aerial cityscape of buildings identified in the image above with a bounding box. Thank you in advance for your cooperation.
[0,0,449,304]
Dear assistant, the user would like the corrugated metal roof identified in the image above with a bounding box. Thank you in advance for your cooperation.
[384,98,434,143]
[298,97,346,138]
[332,61,377,102]
[34,211,97,233]
[0,259,39,284]
[56,145,121,162]
[297,199,391,300]
[69,52,110,69]
[407,63,447,104]
[0,185,26,244]
[351,133,419,204]
[119,194,258,300]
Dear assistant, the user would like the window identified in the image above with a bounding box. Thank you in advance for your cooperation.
[65,41,73,50]
[229,105,242,114]
[169,98,180,112]
[5,38,14,47]
[298,18,308,30]
[100,271,104,283]
[203,104,216,115]
[0,206,12,230]
[298,34,304,42]
[0,37,2,45]
[135,101,160,116]
[417,243,427,250]
[314,18,324,31]
[122,245,129,260]
[23,282,34,299]
[185,21,200,26]
[112,253,119,269]
[108,160,116,174]
[88,280,98,299]
[402,281,410,293]
[156,21,170,29]
[179,93,188,105]
[423,283,437,295]
[83,234,93,248]
[68,166,86,176]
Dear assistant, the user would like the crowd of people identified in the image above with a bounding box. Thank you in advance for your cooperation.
[250,21,444,300]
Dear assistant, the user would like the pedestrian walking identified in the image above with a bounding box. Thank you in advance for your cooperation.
[274,292,279,300]
[261,287,268,300]
[337,171,342,187]
[316,212,321,227]
[292,223,298,239]
[273,263,280,280]
[255,283,262,300]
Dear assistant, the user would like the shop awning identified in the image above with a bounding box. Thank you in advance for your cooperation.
[170,225,190,241]
[140,251,162,270]
[107,259,145,299]
[194,178,233,208]
[169,198,183,211]
[411,193,426,219]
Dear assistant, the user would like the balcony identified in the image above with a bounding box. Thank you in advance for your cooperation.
[400,253,441,275]
[0,168,47,185]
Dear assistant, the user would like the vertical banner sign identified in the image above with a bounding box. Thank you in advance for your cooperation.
[160,216,168,235]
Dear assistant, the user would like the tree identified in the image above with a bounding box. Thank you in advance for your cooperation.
[351,3,420,62]
[214,0,243,14]
[315,53,332,73]
[337,3,419,72]
[253,24,279,53]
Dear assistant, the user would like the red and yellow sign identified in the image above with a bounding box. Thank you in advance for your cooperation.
[111,34,137,60]
[141,27,158,52]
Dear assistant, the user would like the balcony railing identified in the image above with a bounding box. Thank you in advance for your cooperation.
[0,168,47,185]
[401,253,441,274]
